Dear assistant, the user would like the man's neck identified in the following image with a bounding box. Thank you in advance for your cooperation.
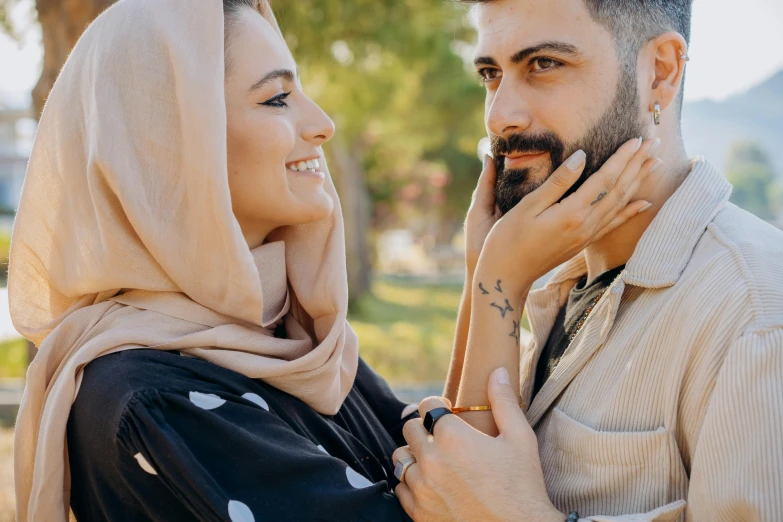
[584,144,692,283]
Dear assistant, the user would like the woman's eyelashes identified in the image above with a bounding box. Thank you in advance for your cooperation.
[260,91,291,108]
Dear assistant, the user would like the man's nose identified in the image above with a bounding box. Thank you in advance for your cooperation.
[485,86,533,138]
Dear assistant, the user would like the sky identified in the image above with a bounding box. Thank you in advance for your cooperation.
[1,0,783,104]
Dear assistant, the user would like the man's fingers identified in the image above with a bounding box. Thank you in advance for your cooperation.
[392,445,413,467]
[392,445,424,488]
[488,368,529,441]
[402,418,429,457]
[525,150,586,215]
[418,396,452,419]
[395,484,417,519]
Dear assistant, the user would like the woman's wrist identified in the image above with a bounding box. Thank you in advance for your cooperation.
[472,259,533,302]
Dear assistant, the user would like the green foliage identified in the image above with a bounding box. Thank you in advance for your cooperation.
[0,234,10,285]
[0,337,27,379]
[273,0,486,226]
[0,0,22,40]
[725,142,781,221]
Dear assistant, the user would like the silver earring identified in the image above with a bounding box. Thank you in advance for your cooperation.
[653,103,661,125]
[680,51,690,62]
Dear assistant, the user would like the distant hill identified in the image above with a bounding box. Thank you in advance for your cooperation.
[683,70,783,175]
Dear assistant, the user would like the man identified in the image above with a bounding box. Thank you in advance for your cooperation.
[393,0,783,520]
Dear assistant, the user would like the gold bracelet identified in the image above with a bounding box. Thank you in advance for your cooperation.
[452,403,525,414]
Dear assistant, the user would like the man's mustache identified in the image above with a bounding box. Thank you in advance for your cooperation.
[490,131,565,161]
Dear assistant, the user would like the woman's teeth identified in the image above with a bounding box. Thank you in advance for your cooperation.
[287,159,321,172]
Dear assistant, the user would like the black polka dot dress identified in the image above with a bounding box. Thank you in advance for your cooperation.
[67,349,417,521]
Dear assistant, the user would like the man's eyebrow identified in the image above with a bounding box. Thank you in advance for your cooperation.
[249,68,297,92]
[511,42,580,64]
[473,56,499,68]
[473,42,580,69]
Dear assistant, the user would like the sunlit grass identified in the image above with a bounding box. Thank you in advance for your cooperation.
[0,428,13,522]
[349,278,528,384]
[350,278,461,383]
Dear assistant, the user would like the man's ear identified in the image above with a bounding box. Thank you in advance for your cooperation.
[643,31,688,114]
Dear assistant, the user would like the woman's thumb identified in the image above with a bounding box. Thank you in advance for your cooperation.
[473,155,497,207]
[488,367,526,439]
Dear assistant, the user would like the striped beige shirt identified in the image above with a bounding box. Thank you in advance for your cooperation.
[521,158,783,521]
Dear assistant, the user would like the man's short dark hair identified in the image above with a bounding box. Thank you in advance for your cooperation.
[461,0,693,73]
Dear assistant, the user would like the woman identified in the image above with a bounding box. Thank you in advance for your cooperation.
[9,0,657,520]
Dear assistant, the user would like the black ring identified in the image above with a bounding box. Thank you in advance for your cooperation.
[423,407,453,435]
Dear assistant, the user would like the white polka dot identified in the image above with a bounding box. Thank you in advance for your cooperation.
[241,393,269,411]
[316,445,328,454]
[401,404,419,419]
[228,500,255,522]
[134,453,157,475]
[189,391,226,410]
[346,467,373,489]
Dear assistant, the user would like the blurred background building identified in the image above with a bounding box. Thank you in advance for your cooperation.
[0,0,782,517]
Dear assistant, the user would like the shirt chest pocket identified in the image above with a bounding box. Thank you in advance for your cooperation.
[538,407,687,518]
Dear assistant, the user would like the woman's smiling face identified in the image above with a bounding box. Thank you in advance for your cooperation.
[224,6,335,248]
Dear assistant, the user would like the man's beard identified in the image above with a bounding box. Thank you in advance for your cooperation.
[492,67,646,215]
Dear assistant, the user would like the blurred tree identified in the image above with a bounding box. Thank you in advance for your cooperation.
[274,0,485,300]
[725,142,780,222]
[0,0,117,117]
[32,0,117,116]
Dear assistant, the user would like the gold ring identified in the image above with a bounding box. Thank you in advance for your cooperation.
[394,456,416,485]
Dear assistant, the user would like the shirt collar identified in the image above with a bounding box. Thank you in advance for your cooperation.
[547,157,732,290]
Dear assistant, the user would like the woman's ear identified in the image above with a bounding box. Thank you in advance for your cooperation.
[645,31,689,114]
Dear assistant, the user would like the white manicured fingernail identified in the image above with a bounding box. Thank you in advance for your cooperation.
[495,367,510,385]
[635,137,643,152]
[638,202,653,213]
[650,159,663,173]
[649,138,661,154]
[565,150,586,171]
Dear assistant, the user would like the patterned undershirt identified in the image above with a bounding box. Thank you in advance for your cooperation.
[532,264,626,399]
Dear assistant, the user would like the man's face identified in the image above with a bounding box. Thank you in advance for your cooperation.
[474,0,646,214]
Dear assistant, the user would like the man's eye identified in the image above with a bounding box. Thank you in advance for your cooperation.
[477,68,501,84]
[531,58,561,72]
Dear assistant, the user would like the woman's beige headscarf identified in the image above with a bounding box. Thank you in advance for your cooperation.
[9,1,359,520]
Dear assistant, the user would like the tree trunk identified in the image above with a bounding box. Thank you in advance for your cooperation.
[327,135,372,303]
[32,0,117,117]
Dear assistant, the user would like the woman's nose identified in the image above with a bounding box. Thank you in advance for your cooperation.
[301,96,335,146]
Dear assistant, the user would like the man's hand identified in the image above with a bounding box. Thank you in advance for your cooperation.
[393,368,564,522]
[464,155,502,277]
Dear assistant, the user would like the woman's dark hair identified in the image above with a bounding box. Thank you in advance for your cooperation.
[223,0,258,69]
[223,0,257,19]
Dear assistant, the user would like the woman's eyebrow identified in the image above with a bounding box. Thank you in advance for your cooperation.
[248,68,296,93]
